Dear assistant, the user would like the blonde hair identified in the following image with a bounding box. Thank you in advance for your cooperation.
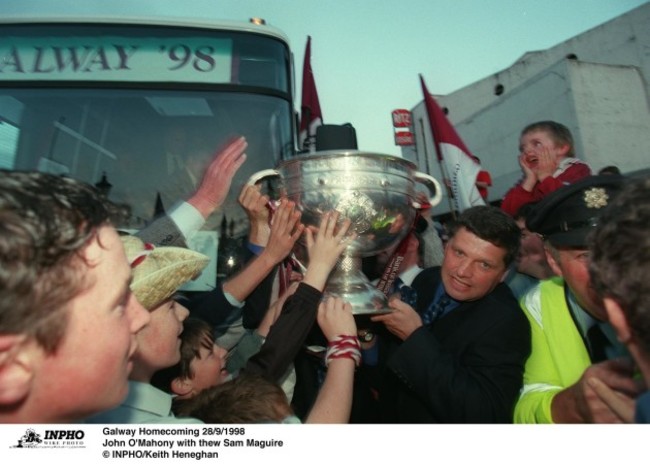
[521,121,575,157]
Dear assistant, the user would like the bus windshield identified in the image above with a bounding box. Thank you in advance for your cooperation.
[0,22,295,283]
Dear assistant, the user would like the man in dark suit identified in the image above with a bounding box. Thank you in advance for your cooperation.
[371,206,531,423]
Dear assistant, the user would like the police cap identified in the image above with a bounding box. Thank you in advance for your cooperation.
[526,174,624,247]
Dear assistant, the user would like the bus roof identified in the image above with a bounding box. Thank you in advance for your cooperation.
[0,12,291,46]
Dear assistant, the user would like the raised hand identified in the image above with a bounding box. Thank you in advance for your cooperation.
[303,211,355,291]
[534,145,560,181]
[238,183,271,247]
[587,376,637,423]
[552,358,642,423]
[317,296,357,343]
[518,153,538,192]
[306,296,357,424]
[222,199,302,303]
[188,136,248,218]
[262,199,304,265]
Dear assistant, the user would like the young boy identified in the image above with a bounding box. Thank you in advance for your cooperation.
[151,317,230,400]
[151,195,307,399]
[87,235,211,424]
[0,171,150,423]
[154,211,360,423]
[151,282,297,403]
[174,296,359,424]
[500,121,591,216]
[90,199,303,423]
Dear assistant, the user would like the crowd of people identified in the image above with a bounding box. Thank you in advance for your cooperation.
[1,119,649,425]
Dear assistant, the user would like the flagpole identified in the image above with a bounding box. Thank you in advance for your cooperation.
[419,74,481,216]
[419,117,456,220]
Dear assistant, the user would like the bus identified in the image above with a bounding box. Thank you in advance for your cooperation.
[0,13,297,286]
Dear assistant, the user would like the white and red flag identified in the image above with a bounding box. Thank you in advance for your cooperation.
[420,74,485,212]
[299,36,323,152]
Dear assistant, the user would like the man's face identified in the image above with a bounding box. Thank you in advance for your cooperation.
[519,129,566,168]
[441,227,508,302]
[188,343,229,394]
[133,299,190,376]
[546,247,605,320]
[38,226,150,421]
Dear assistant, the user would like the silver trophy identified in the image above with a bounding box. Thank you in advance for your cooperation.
[248,150,442,316]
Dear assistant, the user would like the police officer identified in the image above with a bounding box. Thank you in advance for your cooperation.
[514,174,642,423]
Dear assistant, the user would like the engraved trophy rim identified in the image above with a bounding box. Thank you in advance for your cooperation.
[278,149,418,170]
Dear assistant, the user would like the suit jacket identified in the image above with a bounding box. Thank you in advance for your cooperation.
[378,266,531,423]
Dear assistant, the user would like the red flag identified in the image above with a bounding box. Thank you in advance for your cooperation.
[419,74,485,212]
[299,36,323,152]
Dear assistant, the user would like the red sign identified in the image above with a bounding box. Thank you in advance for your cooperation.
[394,131,415,146]
[392,109,412,128]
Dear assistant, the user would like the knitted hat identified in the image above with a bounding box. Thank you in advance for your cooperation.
[121,235,209,310]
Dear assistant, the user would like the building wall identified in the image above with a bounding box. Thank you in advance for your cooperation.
[404,2,650,214]
[570,61,650,175]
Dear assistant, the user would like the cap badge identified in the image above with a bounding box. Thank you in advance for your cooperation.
[583,187,609,209]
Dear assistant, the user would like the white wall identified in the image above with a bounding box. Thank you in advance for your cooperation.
[570,61,650,174]
[404,2,650,215]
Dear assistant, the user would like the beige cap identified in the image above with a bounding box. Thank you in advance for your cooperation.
[121,235,210,310]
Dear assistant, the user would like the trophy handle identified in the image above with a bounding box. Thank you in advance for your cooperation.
[246,168,281,185]
[412,171,443,208]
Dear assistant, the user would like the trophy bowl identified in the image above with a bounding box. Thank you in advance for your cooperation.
[248,150,442,316]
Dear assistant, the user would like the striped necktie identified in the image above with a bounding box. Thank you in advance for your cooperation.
[393,277,418,308]
[422,294,452,325]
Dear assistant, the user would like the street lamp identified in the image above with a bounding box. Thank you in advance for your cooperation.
[95,171,113,197]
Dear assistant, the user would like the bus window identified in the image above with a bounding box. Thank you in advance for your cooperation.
[0,21,296,284]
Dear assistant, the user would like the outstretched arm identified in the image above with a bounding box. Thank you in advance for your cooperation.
[138,137,247,246]
[305,297,358,424]
[238,183,271,248]
[243,210,354,382]
[222,199,303,302]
